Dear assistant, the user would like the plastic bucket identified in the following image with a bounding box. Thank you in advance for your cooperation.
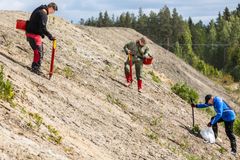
[16,19,26,31]
[143,56,153,65]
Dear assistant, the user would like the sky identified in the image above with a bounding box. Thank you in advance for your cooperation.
[0,0,239,24]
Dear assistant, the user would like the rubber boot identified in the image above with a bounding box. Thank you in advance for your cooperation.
[125,74,132,87]
[138,79,142,92]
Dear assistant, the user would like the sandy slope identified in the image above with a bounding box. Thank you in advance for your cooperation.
[0,11,238,160]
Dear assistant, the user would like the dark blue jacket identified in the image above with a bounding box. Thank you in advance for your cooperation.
[196,96,235,125]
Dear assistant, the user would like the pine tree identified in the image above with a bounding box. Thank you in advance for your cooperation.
[171,8,184,45]
[97,12,104,27]
[131,13,137,29]
[136,9,148,35]
[180,23,194,64]
[148,11,158,42]
[206,20,217,64]
[125,12,132,28]
[103,11,112,27]
[119,13,126,27]
[158,6,172,50]
[223,7,231,21]
[190,20,207,59]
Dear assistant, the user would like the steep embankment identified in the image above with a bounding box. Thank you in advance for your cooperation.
[0,11,238,160]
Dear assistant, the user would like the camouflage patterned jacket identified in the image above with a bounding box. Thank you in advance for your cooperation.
[123,41,149,59]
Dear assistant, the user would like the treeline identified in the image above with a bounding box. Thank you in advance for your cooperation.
[84,4,240,81]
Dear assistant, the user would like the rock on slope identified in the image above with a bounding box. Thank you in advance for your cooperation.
[0,11,239,160]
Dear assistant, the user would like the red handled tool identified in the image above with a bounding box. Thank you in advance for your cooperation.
[49,39,56,80]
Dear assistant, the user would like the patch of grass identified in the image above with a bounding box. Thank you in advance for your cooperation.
[146,129,158,141]
[63,146,74,154]
[171,82,199,104]
[0,65,14,102]
[20,106,27,115]
[218,147,227,154]
[148,71,161,83]
[233,114,240,137]
[107,94,127,110]
[179,142,189,150]
[186,154,201,160]
[150,116,162,126]
[63,66,74,79]
[29,112,43,128]
[191,124,200,134]
[47,125,62,144]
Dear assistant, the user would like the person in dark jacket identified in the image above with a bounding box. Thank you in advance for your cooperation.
[192,94,237,155]
[26,2,58,74]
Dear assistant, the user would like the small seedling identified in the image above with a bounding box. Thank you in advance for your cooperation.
[148,71,161,83]
[47,125,62,144]
[63,66,74,79]
[191,124,200,134]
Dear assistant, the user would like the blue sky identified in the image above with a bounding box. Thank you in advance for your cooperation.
[0,0,239,24]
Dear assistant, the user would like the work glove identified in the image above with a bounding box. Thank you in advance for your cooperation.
[49,36,56,41]
[48,34,56,41]
[191,103,196,108]
[126,50,132,55]
[207,122,212,127]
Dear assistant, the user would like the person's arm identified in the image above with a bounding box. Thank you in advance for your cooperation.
[196,103,211,108]
[40,11,53,40]
[143,46,150,58]
[210,98,223,125]
[124,42,132,55]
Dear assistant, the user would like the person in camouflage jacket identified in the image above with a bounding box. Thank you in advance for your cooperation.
[123,37,150,92]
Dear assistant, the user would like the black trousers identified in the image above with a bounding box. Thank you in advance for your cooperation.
[27,37,43,70]
[211,117,236,152]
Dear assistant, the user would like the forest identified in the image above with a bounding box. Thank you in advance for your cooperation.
[84,4,240,82]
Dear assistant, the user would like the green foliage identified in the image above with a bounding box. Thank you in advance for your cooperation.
[145,129,158,141]
[218,147,227,154]
[0,65,14,102]
[85,4,240,82]
[171,82,199,104]
[63,66,74,79]
[192,124,200,134]
[150,116,162,126]
[231,65,240,81]
[107,94,128,110]
[47,125,62,144]
[186,154,201,160]
[29,112,43,128]
[148,71,161,83]
[233,115,240,136]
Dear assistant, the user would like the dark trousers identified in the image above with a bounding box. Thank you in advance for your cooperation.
[211,117,236,152]
[26,35,43,70]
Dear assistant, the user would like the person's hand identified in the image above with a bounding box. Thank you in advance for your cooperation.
[49,36,56,41]
[207,122,212,127]
[191,103,196,108]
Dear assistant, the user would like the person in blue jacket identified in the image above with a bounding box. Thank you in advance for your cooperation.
[192,94,237,155]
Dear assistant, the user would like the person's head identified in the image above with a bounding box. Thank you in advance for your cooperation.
[137,37,147,47]
[47,2,58,14]
[205,94,214,105]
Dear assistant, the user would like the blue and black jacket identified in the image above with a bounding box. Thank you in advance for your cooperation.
[196,96,236,125]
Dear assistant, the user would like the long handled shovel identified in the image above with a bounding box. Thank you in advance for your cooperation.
[128,53,133,82]
[190,98,195,127]
[49,39,56,80]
